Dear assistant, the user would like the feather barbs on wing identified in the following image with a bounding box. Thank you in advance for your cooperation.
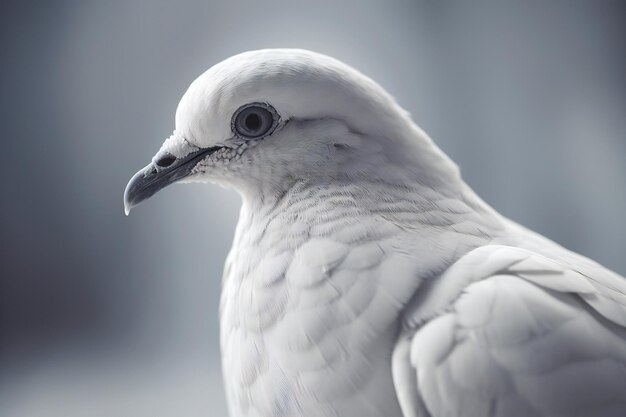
[393,245,626,417]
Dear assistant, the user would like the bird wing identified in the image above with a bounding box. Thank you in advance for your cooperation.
[392,245,626,417]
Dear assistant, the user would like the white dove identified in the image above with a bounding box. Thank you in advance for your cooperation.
[124,49,626,417]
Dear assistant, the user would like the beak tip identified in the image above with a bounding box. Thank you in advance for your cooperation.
[123,174,142,216]
[123,180,135,216]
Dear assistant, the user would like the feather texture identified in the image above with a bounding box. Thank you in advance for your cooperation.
[395,245,626,417]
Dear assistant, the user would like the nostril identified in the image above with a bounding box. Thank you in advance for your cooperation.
[156,154,176,168]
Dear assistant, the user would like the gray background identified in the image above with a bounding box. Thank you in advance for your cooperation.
[1,1,625,416]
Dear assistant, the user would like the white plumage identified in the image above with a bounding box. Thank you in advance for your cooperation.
[125,49,626,417]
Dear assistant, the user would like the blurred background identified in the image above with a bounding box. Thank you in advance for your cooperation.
[1,1,625,416]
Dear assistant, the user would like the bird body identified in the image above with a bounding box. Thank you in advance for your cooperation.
[124,49,626,417]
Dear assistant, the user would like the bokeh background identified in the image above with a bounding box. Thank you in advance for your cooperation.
[1,1,625,416]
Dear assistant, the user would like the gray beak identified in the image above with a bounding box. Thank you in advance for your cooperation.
[123,146,219,215]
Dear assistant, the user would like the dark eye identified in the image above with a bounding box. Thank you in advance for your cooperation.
[232,102,279,139]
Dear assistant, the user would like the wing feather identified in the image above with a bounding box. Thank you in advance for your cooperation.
[393,245,626,417]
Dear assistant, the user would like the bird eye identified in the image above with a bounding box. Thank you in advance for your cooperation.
[232,103,279,139]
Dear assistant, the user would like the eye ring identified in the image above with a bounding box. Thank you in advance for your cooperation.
[231,102,280,139]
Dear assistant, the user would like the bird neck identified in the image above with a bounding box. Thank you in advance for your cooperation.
[234,176,506,278]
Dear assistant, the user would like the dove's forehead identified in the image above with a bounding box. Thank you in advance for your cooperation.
[174,49,383,145]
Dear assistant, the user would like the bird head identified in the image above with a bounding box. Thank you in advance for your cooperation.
[124,49,459,214]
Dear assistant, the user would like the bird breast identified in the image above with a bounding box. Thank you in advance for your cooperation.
[218,195,417,417]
